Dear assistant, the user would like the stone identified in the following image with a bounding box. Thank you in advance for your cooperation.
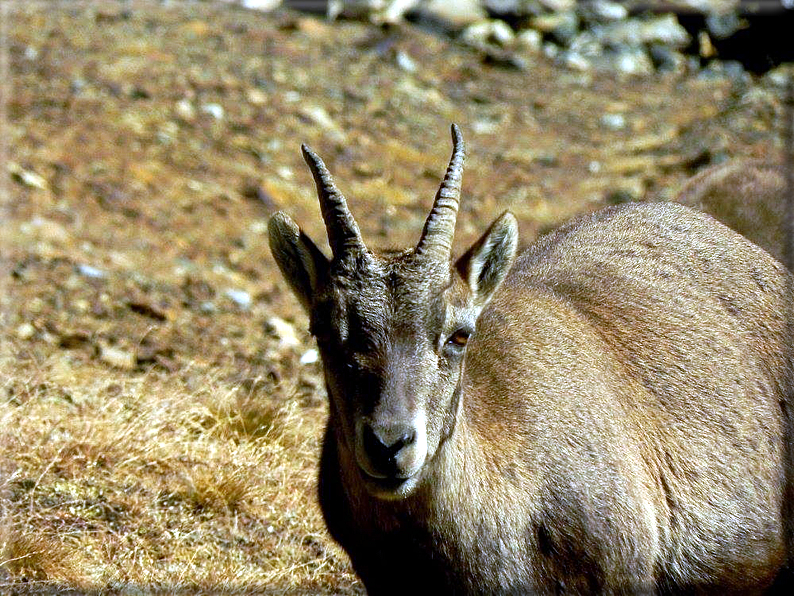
[569,31,603,58]
[99,343,137,370]
[559,50,591,72]
[77,264,107,279]
[578,0,628,23]
[648,43,686,74]
[595,14,690,49]
[200,103,225,119]
[265,316,300,348]
[9,163,48,190]
[531,11,579,46]
[411,0,486,28]
[461,19,516,48]
[516,29,543,53]
[239,0,282,9]
[225,288,252,309]
[600,113,626,130]
[610,47,654,76]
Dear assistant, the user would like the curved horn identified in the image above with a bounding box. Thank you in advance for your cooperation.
[415,124,466,261]
[302,144,366,259]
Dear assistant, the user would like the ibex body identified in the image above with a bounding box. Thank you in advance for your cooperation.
[269,126,793,594]
[675,159,787,264]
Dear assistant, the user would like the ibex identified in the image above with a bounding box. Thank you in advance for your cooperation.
[269,125,793,594]
[675,159,787,265]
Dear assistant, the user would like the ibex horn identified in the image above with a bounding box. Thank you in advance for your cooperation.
[416,124,466,262]
[302,144,366,259]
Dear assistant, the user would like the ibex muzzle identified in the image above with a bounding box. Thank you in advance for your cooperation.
[269,126,793,594]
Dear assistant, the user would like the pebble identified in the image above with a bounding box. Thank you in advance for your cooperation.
[516,29,542,53]
[200,301,217,314]
[395,50,417,72]
[246,88,268,105]
[648,43,686,74]
[461,19,516,48]
[531,11,579,46]
[265,316,300,348]
[201,103,225,120]
[225,288,252,309]
[595,14,690,48]
[239,0,282,10]
[77,264,107,279]
[99,343,137,370]
[611,47,654,77]
[413,0,487,28]
[579,0,627,23]
[600,112,626,130]
[16,323,36,340]
[300,349,319,365]
[764,65,794,89]
[9,163,48,190]
[175,98,196,121]
[559,50,591,72]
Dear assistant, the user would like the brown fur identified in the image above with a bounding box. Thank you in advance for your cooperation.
[675,159,787,264]
[269,133,793,595]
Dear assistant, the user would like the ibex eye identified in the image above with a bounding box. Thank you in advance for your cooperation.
[446,329,471,348]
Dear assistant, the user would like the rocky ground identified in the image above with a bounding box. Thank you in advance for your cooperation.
[0,1,791,594]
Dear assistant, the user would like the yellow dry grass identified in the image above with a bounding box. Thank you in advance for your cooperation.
[0,354,361,594]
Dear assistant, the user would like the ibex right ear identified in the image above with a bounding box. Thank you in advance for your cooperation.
[268,212,330,312]
[455,211,518,307]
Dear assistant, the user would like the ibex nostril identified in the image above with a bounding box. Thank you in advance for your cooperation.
[361,425,416,473]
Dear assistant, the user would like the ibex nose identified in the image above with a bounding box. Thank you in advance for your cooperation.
[360,424,417,479]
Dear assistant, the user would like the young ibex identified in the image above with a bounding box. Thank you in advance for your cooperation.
[269,125,793,594]
[675,159,788,265]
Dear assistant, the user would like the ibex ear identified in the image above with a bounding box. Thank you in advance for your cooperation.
[455,211,518,307]
[269,211,330,312]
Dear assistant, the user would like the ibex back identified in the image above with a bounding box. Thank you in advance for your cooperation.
[269,125,793,595]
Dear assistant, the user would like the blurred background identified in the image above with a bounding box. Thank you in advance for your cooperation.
[1,0,793,593]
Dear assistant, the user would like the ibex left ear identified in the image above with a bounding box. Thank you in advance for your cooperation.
[455,211,518,307]
[269,211,330,313]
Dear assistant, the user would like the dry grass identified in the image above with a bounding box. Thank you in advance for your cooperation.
[0,355,361,594]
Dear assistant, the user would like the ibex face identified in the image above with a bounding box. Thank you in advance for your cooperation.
[269,126,518,499]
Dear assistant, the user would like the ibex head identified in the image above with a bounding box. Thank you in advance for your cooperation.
[269,125,518,499]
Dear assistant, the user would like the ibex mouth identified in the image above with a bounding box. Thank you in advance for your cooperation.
[354,417,428,499]
[360,469,420,500]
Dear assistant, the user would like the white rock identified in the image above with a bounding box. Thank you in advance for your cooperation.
[16,323,36,340]
[99,343,137,370]
[538,0,574,10]
[201,103,225,120]
[77,264,107,279]
[175,99,196,121]
[265,316,300,348]
[516,29,543,53]
[225,288,252,309]
[600,113,626,130]
[580,0,627,22]
[395,50,417,72]
[300,348,319,365]
[240,0,282,10]
[596,14,690,48]
[612,47,654,76]
[9,162,48,190]
[461,20,516,48]
[414,0,487,28]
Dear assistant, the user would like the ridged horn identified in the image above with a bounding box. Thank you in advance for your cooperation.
[301,144,366,259]
[415,124,466,261]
